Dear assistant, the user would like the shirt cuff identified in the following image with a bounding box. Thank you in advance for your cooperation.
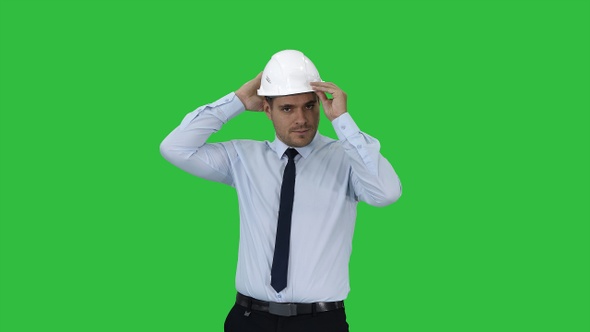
[206,92,246,123]
[332,113,361,141]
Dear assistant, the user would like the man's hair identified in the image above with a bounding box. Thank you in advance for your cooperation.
[264,94,318,108]
[265,96,274,107]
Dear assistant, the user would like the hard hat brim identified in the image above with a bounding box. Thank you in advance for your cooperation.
[257,88,317,97]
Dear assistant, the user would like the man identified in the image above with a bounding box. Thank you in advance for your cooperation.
[160,50,402,331]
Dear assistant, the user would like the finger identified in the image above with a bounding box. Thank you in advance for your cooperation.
[311,83,340,95]
[310,81,339,89]
[312,86,337,95]
[253,71,263,82]
[315,91,330,103]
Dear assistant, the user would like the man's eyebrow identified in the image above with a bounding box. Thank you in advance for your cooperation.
[278,100,316,108]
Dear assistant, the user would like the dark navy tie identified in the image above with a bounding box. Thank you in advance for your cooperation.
[271,148,298,293]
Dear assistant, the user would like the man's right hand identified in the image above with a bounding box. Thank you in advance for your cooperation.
[236,72,264,112]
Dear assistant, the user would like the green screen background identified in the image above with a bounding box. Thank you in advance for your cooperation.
[1,0,588,331]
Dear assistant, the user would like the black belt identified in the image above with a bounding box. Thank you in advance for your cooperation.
[236,293,345,317]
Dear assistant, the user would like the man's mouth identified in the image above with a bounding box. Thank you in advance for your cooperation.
[291,128,310,134]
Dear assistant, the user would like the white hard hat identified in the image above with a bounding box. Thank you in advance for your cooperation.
[257,50,322,97]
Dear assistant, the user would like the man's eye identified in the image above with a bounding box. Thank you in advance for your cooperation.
[306,104,314,110]
[282,107,291,112]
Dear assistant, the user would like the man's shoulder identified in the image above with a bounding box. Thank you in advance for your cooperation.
[317,134,337,144]
[316,134,343,150]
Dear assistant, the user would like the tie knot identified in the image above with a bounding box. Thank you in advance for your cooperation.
[285,148,298,160]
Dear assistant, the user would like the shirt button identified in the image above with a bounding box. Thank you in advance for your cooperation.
[341,125,346,130]
[357,144,363,149]
[277,294,282,299]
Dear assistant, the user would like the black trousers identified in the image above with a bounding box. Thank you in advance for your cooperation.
[224,303,350,332]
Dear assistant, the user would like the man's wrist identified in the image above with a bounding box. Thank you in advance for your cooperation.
[332,113,360,140]
[235,91,247,108]
[329,112,347,122]
[208,92,245,123]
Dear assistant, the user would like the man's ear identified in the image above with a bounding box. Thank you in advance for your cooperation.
[263,100,272,120]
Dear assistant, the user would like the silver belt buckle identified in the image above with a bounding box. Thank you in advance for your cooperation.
[269,302,298,316]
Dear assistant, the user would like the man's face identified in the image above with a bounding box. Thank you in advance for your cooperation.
[264,92,320,147]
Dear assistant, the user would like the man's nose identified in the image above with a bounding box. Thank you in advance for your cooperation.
[293,108,307,125]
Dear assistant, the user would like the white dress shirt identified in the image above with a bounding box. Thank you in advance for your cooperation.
[160,92,401,303]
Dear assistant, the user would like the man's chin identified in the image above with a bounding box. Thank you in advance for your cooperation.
[277,131,315,147]
[291,132,315,146]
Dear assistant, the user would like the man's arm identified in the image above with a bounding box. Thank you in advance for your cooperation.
[333,114,402,206]
[312,82,402,207]
[160,73,263,185]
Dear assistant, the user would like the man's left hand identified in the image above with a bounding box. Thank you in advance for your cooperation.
[311,82,348,122]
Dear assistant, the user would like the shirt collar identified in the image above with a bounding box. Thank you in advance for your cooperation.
[269,131,320,159]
